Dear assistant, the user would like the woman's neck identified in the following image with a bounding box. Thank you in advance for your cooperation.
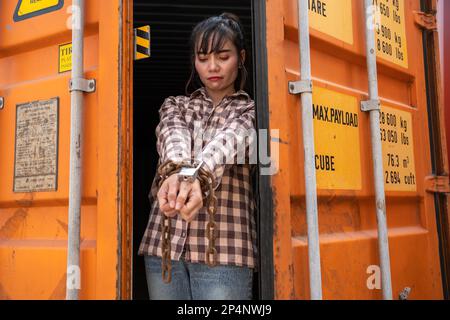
[205,86,236,107]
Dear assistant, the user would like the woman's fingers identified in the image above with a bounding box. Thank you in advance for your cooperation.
[157,180,169,209]
[175,182,191,210]
[160,203,178,217]
[158,174,180,217]
[167,176,180,209]
[157,175,205,221]
[180,203,202,222]
[164,209,178,218]
[179,181,203,222]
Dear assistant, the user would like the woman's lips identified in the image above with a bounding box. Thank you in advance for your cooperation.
[208,77,223,81]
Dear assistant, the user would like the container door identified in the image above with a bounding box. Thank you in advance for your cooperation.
[267,0,444,299]
[0,0,129,299]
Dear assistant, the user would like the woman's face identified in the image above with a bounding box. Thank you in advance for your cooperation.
[194,37,245,96]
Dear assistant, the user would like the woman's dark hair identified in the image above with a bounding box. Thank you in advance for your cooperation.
[185,12,248,95]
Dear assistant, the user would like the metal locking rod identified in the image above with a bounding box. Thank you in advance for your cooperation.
[289,0,323,300]
[362,0,393,300]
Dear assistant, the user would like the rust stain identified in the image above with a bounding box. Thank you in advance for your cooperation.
[49,274,66,300]
[0,283,11,300]
[15,193,35,207]
[56,219,68,234]
[0,209,27,239]
[55,219,85,243]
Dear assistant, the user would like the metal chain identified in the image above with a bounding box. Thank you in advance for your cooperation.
[205,192,218,267]
[196,164,218,267]
[157,160,186,284]
[161,213,172,283]
[156,159,218,283]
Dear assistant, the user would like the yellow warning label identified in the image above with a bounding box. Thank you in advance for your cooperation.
[313,86,362,190]
[380,106,416,192]
[14,0,64,22]
[373,0,409,68]
[308,0,354,45]
[59,43,72,73]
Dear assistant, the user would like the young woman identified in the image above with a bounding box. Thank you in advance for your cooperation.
[138,12,257,300]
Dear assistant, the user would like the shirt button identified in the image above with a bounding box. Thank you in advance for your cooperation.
[181,231,186,237]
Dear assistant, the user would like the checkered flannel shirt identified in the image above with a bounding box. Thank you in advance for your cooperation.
[138,87,258,269]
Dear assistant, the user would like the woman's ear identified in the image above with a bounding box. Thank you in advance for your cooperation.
[240,49,246,66]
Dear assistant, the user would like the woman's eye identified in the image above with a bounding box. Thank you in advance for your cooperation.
[219,56,229,60]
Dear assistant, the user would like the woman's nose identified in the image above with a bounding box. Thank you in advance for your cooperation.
[207,57,220,72]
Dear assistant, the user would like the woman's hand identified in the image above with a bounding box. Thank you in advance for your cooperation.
[157,174,204,222]
[157,174,180,217]
[178,179,203,222]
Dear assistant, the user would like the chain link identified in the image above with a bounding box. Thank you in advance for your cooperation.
[205,192,217,267]
[156,159,218,283]
[161,214,172,283]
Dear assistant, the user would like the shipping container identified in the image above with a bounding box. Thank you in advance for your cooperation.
[0,0,448,300]
[440,0,450,183]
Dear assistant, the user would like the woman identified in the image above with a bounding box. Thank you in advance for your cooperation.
[138,12,257,300]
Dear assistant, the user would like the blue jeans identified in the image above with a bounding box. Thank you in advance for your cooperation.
[144,255,253,300]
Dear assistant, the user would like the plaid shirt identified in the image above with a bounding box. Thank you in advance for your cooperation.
[138,87,258,269]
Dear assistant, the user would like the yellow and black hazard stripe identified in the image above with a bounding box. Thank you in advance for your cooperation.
[134,26,151,60]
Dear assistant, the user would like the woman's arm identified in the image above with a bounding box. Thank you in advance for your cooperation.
[153,96,194,216]
[156,96,192,163]
[196,101,256,190]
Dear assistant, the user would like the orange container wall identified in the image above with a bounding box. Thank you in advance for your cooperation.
[268,0,443,299]
[440,1,450,167]
[0,0,125,299]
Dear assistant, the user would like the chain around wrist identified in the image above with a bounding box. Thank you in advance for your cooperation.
[177,160,204,183]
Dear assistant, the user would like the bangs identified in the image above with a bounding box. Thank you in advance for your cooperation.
[195,23,233,54]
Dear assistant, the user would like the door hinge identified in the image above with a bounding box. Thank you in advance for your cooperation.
[413,11,437,31]
[134,25,151,60]
[425,175,450,194]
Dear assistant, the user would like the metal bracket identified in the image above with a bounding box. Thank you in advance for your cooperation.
[288,80,313,95]
[0,97,4,110]
[69,78,96,93]
[361,99,380,112]
[413,11,437,31]
[425,175,450,194]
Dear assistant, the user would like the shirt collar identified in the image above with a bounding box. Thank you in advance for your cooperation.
[189,87,251,102]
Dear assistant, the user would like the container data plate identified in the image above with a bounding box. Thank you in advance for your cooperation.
[380,105,416,192]
[14,98,59,193]
[308,0,354,45]
[374,0,409,68]
[313,86,362,190]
